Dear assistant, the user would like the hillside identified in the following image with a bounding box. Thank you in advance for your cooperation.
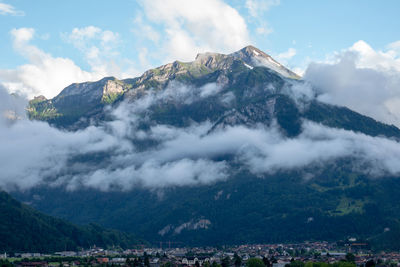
[0,191,140,252]
[16,45,400,251]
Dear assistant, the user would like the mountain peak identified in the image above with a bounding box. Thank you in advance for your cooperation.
[193,45,300,79]
[231,46,301,79]
[238,45,269,57]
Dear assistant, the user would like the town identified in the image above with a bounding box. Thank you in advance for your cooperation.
[1,241,399,267]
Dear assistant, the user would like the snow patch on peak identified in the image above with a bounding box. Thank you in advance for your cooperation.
[244,63,254,69]
[231,45,301,79]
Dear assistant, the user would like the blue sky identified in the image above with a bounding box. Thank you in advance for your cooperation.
[1,0,400,99]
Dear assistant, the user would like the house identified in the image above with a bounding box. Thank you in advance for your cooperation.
[97,257,109,263]
[110,258,127,264]
[151,257,160,267]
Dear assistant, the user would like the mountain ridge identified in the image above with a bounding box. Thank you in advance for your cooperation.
[15,45,400,251]
[27,45,300,127]
[27,45,400,139]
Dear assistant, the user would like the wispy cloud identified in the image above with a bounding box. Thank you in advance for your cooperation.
[245,0,280,18]
[135,0,250,63]
[64,26,137,79]
[0,2,24,16]
[276,48,297,67]
[245,0,280,36]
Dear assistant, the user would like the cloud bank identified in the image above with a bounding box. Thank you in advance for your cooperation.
[2,79,400,192]
[304,40,400,127]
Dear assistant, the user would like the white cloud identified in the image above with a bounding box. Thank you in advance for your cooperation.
[256,26,273,35]
[350,40,400,72]
[0,84,230,191]
[68,26,120,50]
[65,26,137,79]
[240,120,400,177]
[245,0,279,36]
[137,0,250,62]
[3,80,400,192]
[69,26,102,40]
[304,40,400,126]
[0,28,101,99]
[275,48,297,67]
[0,27,139,99]
[133,15,161,43]
[11,27,34,43]
[245,0,280,18]
[277,48,296,61]
[0,2,24,16]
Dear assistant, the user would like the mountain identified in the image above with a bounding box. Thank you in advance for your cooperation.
[0,190,141,252]
[27,46,400,137]
[18,45,400,251]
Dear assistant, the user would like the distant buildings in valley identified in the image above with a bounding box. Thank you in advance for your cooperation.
[2,241,399,267]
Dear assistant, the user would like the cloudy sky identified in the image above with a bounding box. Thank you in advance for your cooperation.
[1,0,400,191]
[0,0,399,95]
[1,0,400,126]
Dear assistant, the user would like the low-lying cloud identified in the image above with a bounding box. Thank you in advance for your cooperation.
[2,78,400,192]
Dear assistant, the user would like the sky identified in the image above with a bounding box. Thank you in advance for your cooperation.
[0,1,399,93]
[1,0,400,124]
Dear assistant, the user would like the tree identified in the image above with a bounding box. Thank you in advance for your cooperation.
[222,256,230,267]
[334,261,356,267]
[365,260,375,267]
[262,257,271,267]
[163,262,173,267]
[125,258,132,267]
[234,253,242,267]
[288,261,304,267]
[144,252,150,267]
[0,260,13,267]
[246,258,265,267]
[345,253,355,262]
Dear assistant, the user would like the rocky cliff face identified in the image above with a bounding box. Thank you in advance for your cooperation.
[28,77,130,128]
